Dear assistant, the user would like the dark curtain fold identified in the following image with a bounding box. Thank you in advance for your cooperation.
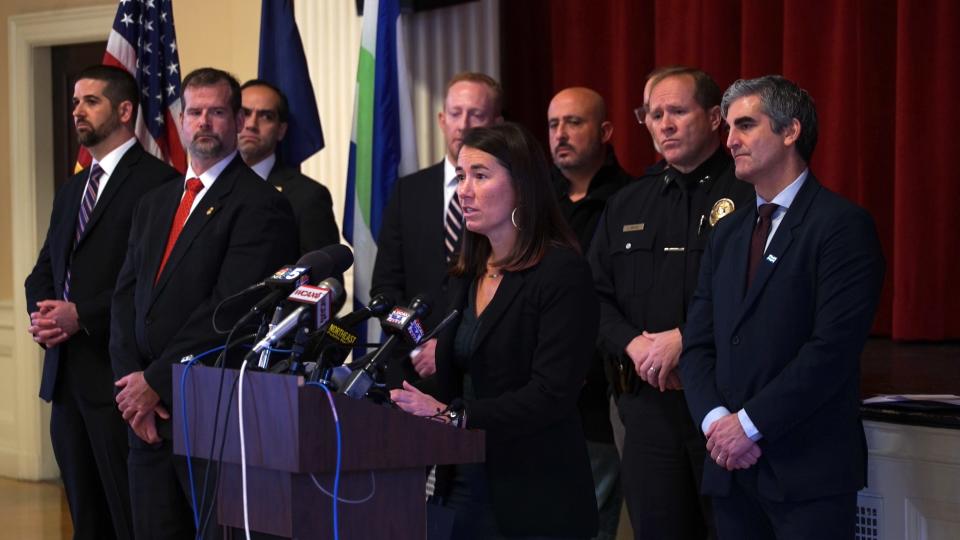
[500,0,959,340]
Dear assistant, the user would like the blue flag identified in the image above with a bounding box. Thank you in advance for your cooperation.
[344,0,418,347]
[258,0,325,166]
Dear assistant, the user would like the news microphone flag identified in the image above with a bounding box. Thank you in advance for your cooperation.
[77,0,187,173]
[257,0,325,165]
[344,0,418,349]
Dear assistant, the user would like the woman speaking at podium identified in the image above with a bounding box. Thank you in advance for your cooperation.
[391,122,600,539]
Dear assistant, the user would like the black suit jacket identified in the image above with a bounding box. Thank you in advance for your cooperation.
[679,174,885,501]
[110,154,298,416]
[371,162,450,385]
[267,164,340,254]
[25,143,178,402]
[435,246,600,538]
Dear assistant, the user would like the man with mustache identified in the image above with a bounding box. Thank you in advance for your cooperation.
[372,72,503,389]
[110,67,297,539]
[239,80,339,255]
[588,67,753,539]
[547,86,631,540]
[25,64,179,540]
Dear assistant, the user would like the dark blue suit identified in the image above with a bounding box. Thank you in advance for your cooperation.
[25,142,178,540]
[679,174,884,536]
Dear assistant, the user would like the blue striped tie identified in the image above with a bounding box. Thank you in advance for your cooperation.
[63,164,104,301]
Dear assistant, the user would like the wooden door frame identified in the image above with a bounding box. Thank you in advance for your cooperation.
[6,4,114,480]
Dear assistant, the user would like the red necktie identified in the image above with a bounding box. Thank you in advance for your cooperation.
[156,178,204,283]
[747,203,779,286]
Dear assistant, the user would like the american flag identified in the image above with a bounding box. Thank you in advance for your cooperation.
[77,0,187,173]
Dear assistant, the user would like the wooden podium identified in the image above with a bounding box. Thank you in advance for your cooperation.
[172,365,485,539]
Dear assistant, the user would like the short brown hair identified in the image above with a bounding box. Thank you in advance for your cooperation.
[446,72,503,117]
[182,67,242,114]
[452,122,577,277]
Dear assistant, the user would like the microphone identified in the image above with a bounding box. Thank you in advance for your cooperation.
[339,295,432,399]
[251,278,345,356]
[246,248,336,319]
[323,295,396,348]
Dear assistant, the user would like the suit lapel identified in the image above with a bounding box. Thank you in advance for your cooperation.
[471,270,526,350]
[54,171,88,282]
[733,175,821,328]
[151,156,241,296]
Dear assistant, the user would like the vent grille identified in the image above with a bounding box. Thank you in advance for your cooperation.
[856,491,883,540]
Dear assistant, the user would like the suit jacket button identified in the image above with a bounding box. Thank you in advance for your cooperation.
[731,335,740,345]
[145,317,152,326]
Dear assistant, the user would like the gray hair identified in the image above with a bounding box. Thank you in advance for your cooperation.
[721,75,818,163]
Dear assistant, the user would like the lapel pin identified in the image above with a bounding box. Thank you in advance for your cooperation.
[206,206,215,216]
[275,186,283,192]
[766,254,778,263]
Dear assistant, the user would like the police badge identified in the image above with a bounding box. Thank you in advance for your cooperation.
[709,198,736,226]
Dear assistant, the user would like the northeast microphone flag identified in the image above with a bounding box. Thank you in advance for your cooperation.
[344,0,418,349]
[257,0,325,166]
[76,0,188,173]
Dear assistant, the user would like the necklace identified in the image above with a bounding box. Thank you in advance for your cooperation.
[486,271,502,279]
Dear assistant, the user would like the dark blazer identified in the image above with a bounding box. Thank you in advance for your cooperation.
[267,164,340,255]
[25,143,178,402]
[679,174,885,502]
[110,154,298,414]
[435,246,600,538]
[371,161,448,325]
[371,162,450,387]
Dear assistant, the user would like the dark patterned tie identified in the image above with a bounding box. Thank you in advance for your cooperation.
[63,164,104,301]
[155,178,204,284]
[444,192,463,262]
[747,203,779,286]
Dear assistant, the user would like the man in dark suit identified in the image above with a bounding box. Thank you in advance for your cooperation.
[679,75,885,538]
[110,67,297,539]
[239,79,340,254]
[371,72,502,387]
[24,65,178,540]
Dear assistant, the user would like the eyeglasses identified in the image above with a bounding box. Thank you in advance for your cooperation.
[633,105,648,126]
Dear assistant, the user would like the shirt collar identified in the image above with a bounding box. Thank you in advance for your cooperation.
[444,156,458,187]
[185,150,238,190]
[93,137,137,177]
[248,153,277,181]
[756,168,808,210]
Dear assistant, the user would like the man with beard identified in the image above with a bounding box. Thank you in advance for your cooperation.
[547,86,631,540]
[25,65,179,540]
[589,67,754,539]
[110,67,297,539]
[239,79,340,254]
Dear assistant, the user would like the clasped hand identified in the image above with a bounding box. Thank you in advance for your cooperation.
[705,413,762,471]
[115,371,169,444]
[626,328,683,391]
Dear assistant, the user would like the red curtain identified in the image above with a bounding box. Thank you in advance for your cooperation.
[500,0,959,340]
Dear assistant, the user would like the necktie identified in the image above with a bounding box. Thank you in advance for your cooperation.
[63,164,104,301]
[444,191,463,262]
[747,203,779,286]
[156,178,204,283]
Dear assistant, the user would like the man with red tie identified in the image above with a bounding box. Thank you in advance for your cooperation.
[110,67,297,539]
[25,65,178,540]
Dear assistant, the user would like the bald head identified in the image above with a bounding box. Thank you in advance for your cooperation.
[547,87,612,177]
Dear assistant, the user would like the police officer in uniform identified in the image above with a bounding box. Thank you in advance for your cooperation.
[588,67,753,539]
